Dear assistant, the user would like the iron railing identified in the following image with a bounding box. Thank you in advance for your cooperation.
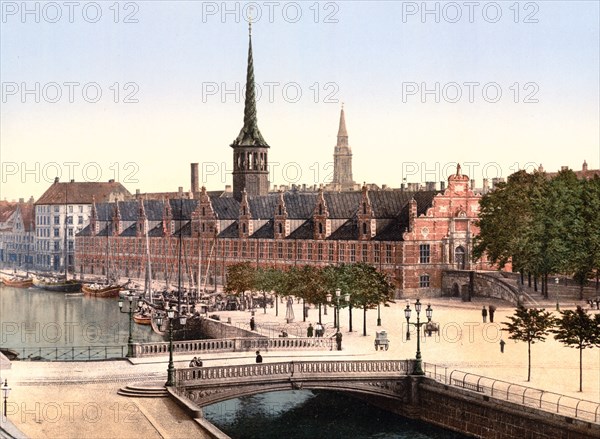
[6,345,126,361]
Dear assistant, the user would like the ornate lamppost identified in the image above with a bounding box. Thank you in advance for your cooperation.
[554,277,560,311]
[118,291,142,357]
[377,303,382,326]
[404,299,433,376]
[2,379,10,420]
[155,307,187,387]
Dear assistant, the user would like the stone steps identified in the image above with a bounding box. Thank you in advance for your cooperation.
[117,384,169,398]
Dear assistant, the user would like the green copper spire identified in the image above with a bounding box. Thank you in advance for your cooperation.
[232,20,269,148]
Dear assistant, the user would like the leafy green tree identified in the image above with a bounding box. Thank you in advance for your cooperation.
[553,306,599,391]
[503,306,556,381]
[345,263,394,336]
[224,262,256,309]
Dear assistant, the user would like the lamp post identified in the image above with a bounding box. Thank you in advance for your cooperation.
[118,291,142,357]
[377,303,382,326]
[554,277,560,311]
[2,379,10,420]
[404,299,433,376]
[405,300,411,341]
[155,306,187,387]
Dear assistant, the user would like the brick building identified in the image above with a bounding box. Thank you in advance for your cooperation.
[74,25,495,297]
[0,198,35,269]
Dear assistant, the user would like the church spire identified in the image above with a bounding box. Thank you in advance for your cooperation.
[337,104,348,139]
[232,19,268,147]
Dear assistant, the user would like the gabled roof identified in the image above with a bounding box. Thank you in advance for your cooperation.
[36,180,132,205]
[252,220,274,239]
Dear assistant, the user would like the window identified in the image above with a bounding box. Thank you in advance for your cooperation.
[79,206,83,213]
[385,244,392,264]
[68,228,73,237]
[54,228,60,237]
[54,206,59,213]
[242,242,247,258]
[318,204,323,215]
[296,242,303,260]
[242,223,246,234]
[350,244,356,262]
[54,241,60,251]
[362,243,368,261]
[67,216,73,225]
[54,216,60,225]
[277,242,283,259]
[419,244,430,264]
[78,216,83,225]
[307,243,313,260]
[317,243,323,260]
[362,222,367,235]
[287,243,292,260]
[374,243,380,263]
[339,244,345,262]
[278,205,282,215]
[419,274,430,288]
[363,202,367,214]
[259,242,264,259]
[278,223,283,234]
[68,206,73,213]
[328,243,334,261]
[318,223,323,234]
[202,207,206,216]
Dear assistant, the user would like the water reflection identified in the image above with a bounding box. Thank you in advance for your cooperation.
[204,390,471,439]
[0,285,163,349]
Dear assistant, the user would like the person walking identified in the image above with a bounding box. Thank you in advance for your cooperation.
[255,350,263,363]
[307,323,314,338]
[481,306,488,323]
[489,305,496,323]
[250,316,256,331]
[335,331,343,351]
[315,322,323,338]
[499,339,506,353]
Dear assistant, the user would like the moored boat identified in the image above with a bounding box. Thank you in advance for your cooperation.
[1,277,33,288]
[33,277,82,293]
[82,284,122,298]
[133,312,152,325]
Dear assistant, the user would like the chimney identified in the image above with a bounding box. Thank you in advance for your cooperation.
[191,163,199,193]
[470,179,475,190]
[108,179,115,183]
[136,189,140,196]
[409,198,417,232]
[426,181,436,191]
[54,177,59,184]
[302,184,306,191]
[582,160,588,172]
[178,186,183,197]
[561,166,568,171]
[482,178,489,193]
[225,185,232,192]
[19,198,24,203]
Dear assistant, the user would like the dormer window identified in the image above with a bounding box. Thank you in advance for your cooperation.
[278,223,283,234]
[363,202,367,214]
[278,205,282,215]
[202,207,205,216]
[243,206,246,216]
[319,223,323,234]
[363,222,367,234]
[318,205,323,215]
[242,223,246,233]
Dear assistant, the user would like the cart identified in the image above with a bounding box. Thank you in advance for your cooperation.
[374,330,389,351]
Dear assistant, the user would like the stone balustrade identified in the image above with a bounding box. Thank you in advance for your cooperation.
[131,336,335,358]
[176,359,413,387]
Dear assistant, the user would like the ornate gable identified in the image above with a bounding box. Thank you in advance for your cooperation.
[238,189,253,238]
[274,190,289,239]
[357,184,375,240]
[312,187,330,240]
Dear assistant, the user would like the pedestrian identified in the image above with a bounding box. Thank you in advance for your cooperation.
[481,306,488,323]
[489,305,496,323]
[315,322,323,338]
[255,350,263,363]
[307,323,314,338]
[499,339,506,353]
[335,331,343,351]
[189,356,199,367]
[250,316,256,331]
[195,357,203,367]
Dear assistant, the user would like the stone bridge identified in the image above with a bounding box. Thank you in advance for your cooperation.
[169,360,600,439]
[173,359,415,408]
[442,270,537,305]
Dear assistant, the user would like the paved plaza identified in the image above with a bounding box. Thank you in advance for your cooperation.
[1,295,599,438]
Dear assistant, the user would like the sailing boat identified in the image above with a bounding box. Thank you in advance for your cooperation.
[133,198,154,325]
[83,204,121,298]
[33,181,82,293]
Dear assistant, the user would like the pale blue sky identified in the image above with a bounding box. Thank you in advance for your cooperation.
[1,1,599,200]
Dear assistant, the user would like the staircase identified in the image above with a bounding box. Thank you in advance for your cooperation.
[117,383,169,398]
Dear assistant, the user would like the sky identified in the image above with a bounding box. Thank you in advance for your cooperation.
[1,0,599,201]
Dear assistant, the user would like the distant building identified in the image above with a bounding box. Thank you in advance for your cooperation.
[34,178,132,273]
[330,106,357,191]
[74,26,496,297]
[0,198,35,270]
[540,160,600,180]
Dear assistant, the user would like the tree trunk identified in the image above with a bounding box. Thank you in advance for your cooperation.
[578,282,584,301]
[528,272,532,288]
[534,275,538,292]
[527,340,531,382]
[363,306,367,336]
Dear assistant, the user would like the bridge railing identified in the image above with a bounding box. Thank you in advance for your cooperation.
[424,363,600,423]
[5,345,126,361]
[132,336,335,358]
[176,359,413,387]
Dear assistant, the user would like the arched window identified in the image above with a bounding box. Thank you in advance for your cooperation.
[318,204,323,215]
[278,205,282,215]
[319,223,323,234]
[202,207,205,216]
[278,223,283,234]
[243,206,246,216]
[242,223,246,234]
[202,223,205,232]
[362,222,367,234]
[363,202,367,214]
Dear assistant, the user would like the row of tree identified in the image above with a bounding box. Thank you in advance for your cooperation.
[504,305,600,391]
[224,262,395,335]
[474,170,600,298]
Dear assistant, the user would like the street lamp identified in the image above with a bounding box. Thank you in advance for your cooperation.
[155,306,187,387]
[554,277,560,311]
[377,303,382,326]
[118,291,142,357]
[404,300,411,340]
[404,299,433,376]
[2,379,10,420]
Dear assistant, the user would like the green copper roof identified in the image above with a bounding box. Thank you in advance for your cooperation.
[232,30,269,148]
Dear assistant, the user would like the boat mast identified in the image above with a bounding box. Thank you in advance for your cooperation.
[144,198,153,304]
[177,196,183,314]
[106,216,110,285]
[64,182,68,280]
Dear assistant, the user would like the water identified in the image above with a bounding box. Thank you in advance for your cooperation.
[204,390,471,439]
[0,285,163,351]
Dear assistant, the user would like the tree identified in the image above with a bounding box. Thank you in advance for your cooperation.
[503,306,555,381]
[224,262,256,309]
[553,306,599,391]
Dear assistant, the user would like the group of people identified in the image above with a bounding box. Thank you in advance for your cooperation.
[306,322,324,337]
[188,356,203,367]
[481,305,496,323]
[587,298,600,310]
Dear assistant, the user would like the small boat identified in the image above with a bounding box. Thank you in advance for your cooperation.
[133,312,152,325]
[82,284,122,298]
[1,277,33,288]
[0,348,19,361]
[33,277,82,293]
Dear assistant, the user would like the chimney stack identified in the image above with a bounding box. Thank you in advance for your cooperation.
[191,163,199,193]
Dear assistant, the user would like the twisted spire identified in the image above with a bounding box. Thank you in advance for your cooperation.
[232,22,269,147]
